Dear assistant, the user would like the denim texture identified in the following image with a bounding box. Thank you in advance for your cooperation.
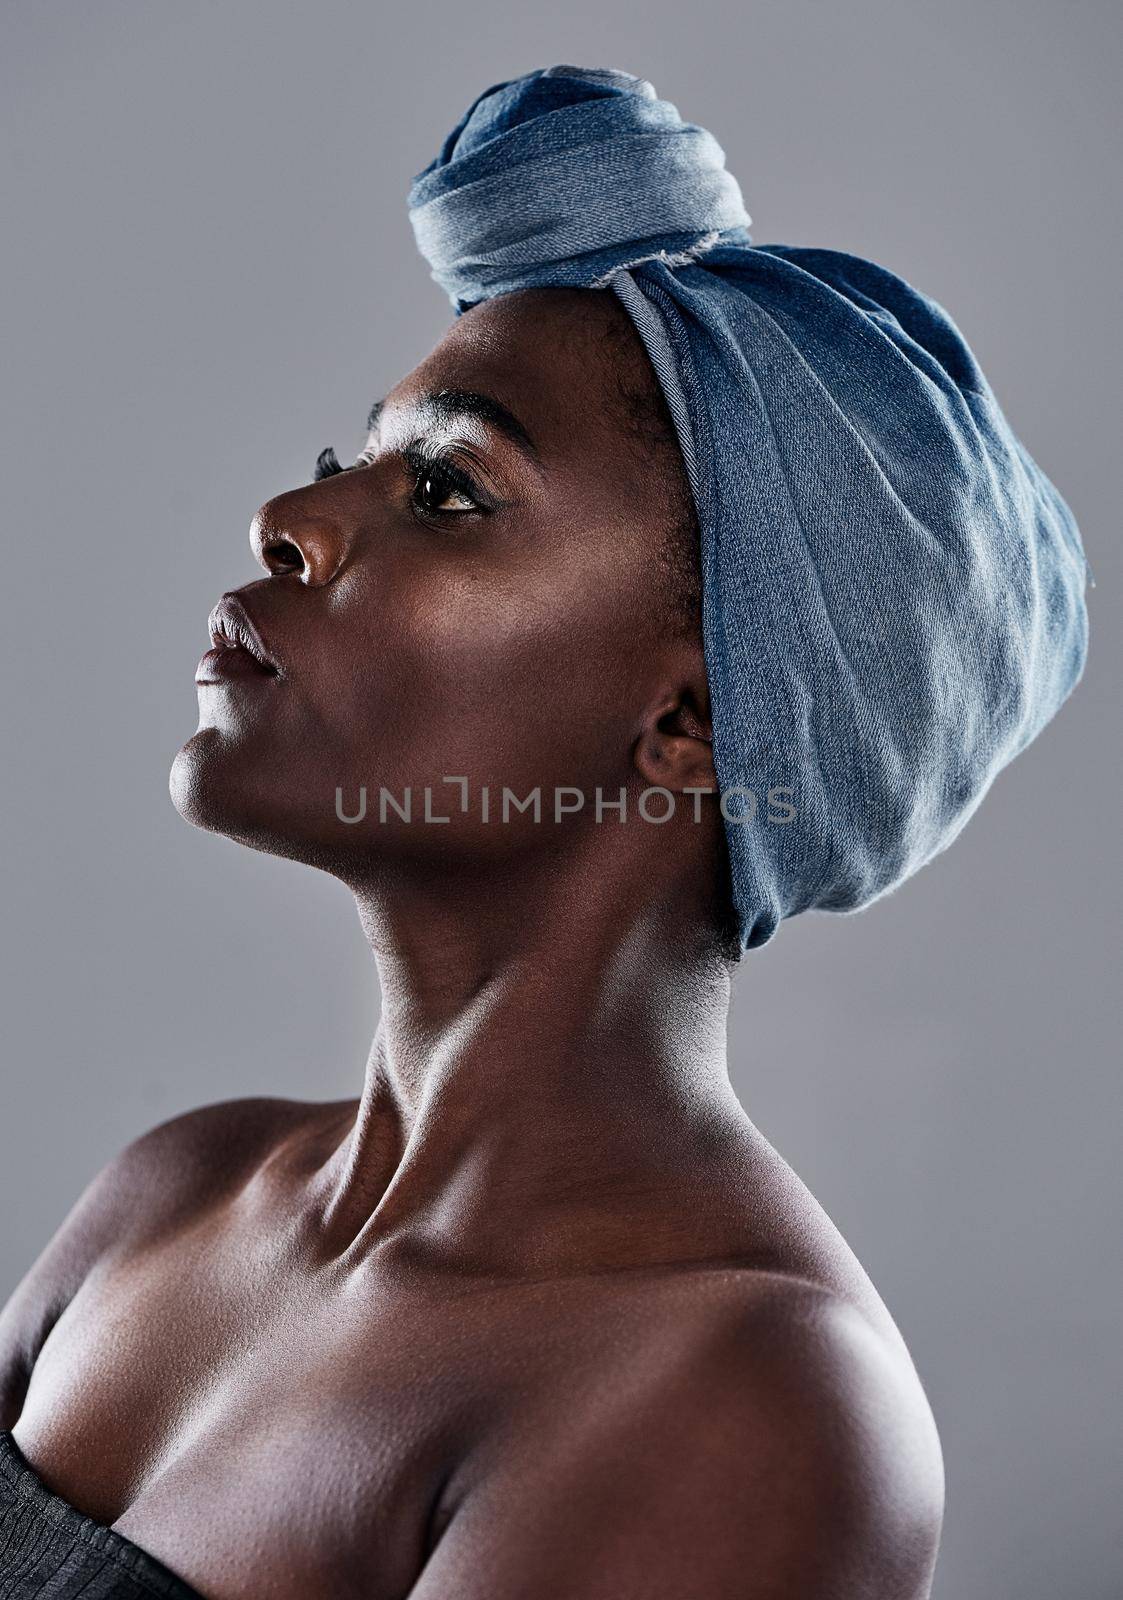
[408,65,1090,952]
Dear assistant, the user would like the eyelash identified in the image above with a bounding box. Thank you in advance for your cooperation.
[400,444,487,520]
[312,443,488,521]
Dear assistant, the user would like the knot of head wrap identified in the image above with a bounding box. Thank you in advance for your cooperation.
[409,67,1091,954]
[408,65,752,308]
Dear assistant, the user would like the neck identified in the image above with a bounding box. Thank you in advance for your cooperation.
[313,822,753,1277]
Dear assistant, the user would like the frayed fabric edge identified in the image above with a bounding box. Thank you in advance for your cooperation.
[590,230,723,288]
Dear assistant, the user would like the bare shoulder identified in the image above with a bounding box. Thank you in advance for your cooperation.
[430,1268,944,1600]
[0,1095,345,1425]
[42,1093,337,1250]
[86,1093,342,1224]
[625,1268,945,1596]
[694,1270,944,1522]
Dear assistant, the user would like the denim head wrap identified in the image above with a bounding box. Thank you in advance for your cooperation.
[409,64,1090,952]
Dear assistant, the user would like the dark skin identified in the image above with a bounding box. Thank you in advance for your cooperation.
[0,288,944,1598]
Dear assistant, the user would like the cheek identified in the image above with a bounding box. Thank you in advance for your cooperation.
[171,530,662,854]
[319,544,654,793]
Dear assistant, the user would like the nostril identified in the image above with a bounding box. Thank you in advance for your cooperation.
[265,539,305,575]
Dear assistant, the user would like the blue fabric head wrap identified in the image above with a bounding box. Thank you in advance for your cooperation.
[408,65,1090,952]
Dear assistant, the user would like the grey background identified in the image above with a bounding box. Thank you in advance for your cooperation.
[2,2,1119,1595]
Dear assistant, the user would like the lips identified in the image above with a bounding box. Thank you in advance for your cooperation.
[196,593,281,684]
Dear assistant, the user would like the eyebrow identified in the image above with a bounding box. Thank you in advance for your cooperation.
[366,388,539,462]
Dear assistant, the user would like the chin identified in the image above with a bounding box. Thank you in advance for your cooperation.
[169,726,374,880]
[171,726,249,836]
[169,725,291,855]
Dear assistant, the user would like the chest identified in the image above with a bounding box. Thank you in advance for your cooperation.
[14,1239,491,1600]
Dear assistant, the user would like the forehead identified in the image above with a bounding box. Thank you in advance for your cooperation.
[382,288,649,452]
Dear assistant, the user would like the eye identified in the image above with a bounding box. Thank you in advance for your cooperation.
[332,441,492,521]
[412,463,480,517]
[400,446,489,520]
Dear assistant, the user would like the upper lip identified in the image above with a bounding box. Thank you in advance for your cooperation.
[207,593,281,674]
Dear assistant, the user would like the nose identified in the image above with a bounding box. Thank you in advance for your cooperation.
[249,488,352,586]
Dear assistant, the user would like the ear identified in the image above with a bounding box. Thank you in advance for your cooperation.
[634,673,718,793]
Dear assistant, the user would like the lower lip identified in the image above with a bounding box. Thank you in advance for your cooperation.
[195,646,279,685]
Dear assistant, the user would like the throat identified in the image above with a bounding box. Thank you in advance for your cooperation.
[306,956,747,1280]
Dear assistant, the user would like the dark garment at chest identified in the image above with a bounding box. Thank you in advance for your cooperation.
[0,1432,203,1599]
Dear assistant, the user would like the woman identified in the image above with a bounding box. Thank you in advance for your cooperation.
[0,65,1088,1599]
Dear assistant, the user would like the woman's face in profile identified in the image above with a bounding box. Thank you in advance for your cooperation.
[170,287,703,880]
